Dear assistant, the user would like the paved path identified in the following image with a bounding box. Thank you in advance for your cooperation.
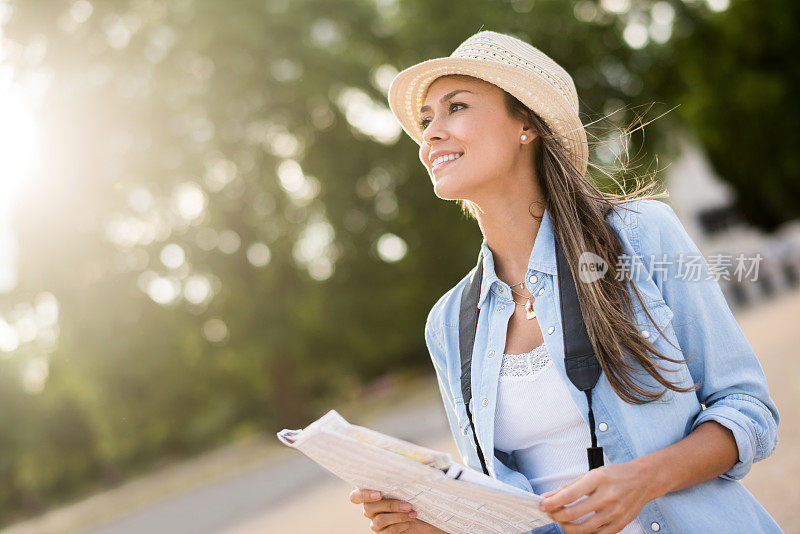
[81,396,454,534]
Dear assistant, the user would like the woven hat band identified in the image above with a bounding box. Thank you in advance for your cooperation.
[449,34,579,114]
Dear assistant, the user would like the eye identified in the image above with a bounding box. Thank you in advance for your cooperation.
[419,102,467,130]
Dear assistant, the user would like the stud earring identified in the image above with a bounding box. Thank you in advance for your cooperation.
[521,134,528,141]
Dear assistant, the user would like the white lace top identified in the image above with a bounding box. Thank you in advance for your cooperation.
[494,342,646,534]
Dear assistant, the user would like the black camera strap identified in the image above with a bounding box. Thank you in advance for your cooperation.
[458,233,604,475]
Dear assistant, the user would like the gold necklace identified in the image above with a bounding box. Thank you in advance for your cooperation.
[508,284,536,320]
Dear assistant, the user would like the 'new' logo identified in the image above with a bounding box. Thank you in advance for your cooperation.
[578,252,608,283]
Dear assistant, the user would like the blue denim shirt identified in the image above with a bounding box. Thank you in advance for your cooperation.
[424,199,781,533]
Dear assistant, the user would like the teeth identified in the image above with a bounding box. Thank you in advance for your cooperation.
[432,153,462,167]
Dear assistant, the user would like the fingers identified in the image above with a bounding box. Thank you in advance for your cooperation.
[594,519,628,534]
[374,522,411,534]
[349,488,418,532]
[548,493,600,523]
[369,512,416,533]
[540,471,602,512]
[350,488,382,504]
[540,479,571,499]
[363,498,414,518]
[558,508,614,534]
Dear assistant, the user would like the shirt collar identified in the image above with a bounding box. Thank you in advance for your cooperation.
[477,205,558,309]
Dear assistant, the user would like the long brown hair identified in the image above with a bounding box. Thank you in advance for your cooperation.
[447,75,697,404]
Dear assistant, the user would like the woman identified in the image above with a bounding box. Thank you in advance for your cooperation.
[349,30,781,534]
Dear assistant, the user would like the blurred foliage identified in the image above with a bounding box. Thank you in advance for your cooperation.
[666,0,800,228]
[0,0,795,524]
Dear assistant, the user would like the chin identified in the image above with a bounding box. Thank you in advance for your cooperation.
[432,177,465,201]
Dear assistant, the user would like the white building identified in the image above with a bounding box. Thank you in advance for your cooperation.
[663,132,800,311]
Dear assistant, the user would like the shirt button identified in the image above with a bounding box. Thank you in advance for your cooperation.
[598,422,608,432]
[529,275,538,284]
[650,522,661,532]
[547,326,555,335]
[641,330,650,338]
[499,305,505,311]
[481,398,488,407]
[488,350,495,358]
[499,287,504,293]
[462,427,468,436]
[537,287,545,296]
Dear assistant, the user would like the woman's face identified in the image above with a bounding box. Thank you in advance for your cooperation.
[418,75,534,204]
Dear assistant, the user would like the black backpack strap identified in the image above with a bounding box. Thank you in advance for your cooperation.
[554,232,604,469]
[459,233,604,475]
[554,233,601,390]
[458,251,490,475]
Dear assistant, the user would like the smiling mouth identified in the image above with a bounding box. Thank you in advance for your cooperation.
[432,155,463,174]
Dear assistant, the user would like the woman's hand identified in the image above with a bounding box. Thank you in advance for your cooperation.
[348,488,449,533]
[537,461,659,534]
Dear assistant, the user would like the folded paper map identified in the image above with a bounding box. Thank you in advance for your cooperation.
[277,409,553,534]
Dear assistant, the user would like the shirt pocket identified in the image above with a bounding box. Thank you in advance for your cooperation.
[627,296,694,404]
[621,260,674,351]
[633,296,674,346]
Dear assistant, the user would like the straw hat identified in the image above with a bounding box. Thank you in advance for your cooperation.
[387,30,588,177]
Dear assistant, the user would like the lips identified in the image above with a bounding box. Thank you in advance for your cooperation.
[432,154,463,174]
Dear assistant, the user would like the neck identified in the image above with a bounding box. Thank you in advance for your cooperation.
[475,194,545,288]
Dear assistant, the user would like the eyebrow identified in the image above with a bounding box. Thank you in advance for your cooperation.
[419,89,475,114]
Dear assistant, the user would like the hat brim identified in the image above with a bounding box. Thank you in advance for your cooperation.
[387,56,588,177]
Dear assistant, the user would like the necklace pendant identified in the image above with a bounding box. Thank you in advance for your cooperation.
[525,299,536,320]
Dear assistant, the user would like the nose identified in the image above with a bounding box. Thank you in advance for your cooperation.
[421,115,447,146]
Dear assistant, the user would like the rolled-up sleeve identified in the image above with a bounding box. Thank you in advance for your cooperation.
[636,199,780,480]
